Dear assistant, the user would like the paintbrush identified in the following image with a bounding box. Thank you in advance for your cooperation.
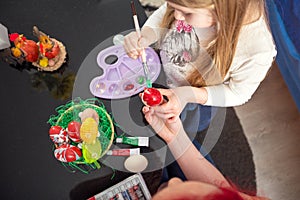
[130,1,152,88]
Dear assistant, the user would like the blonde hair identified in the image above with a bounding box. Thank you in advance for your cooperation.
[160,0,266,87]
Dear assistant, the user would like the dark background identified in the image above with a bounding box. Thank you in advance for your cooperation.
[0,0,159,199]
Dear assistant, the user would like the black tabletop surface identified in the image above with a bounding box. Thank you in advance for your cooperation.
[0,0,165,199]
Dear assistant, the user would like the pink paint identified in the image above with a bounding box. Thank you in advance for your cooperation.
[106,148,140,156]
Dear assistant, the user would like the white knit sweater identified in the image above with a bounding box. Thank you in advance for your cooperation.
[144,3,277,107]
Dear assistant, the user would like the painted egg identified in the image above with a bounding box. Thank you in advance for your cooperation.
[49,125,69,144]
[82,139,102,163]
[67,121,81,143]
[54,144,82,162]
[79,108,99,124]
[80,117,98,144]
[141,88,163,107]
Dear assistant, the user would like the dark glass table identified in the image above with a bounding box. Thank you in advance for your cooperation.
[0,0,165,199]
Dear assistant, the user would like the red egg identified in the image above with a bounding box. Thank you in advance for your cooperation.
[141,88,163,106]
[49,125,69,144]
[54,144,82,162]
[67,121,81,143]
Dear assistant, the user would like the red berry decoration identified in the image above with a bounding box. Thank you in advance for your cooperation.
[67,121,81,143]
[141,88,163,106]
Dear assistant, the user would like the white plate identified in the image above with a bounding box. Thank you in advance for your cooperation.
[124,154,148,173]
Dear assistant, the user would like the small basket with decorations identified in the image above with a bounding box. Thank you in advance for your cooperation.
[32,26,67,71]
[47,98,114,173]
[8,26,67,71]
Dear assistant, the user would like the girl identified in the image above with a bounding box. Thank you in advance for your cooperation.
[124,0,276,186]
[124,0,277,131]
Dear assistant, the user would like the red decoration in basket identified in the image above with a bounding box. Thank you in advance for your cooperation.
[39,37,60,59]
[67,121,82,143]
[10,33,39,62]
[141,88,163,107]
[54,144,82,162]
[49,125,70,144]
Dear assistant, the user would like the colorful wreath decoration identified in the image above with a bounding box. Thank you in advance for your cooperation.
[47,98,115,173]
[8,26,67,71]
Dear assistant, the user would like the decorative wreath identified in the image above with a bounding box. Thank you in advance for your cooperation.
[47,98,115,173]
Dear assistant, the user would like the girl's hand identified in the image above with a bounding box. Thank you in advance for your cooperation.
[142,106,183,144]
[123,26,157,59]
[152,86,208,122]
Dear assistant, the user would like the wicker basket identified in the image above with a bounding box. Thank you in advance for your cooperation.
[48,99,114,165]
[32,39,67,71]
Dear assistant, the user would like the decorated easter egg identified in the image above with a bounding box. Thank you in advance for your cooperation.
[82,139,102,163]
[141,88,163,107]
[54,144,82,162]
[67,121,81,143]
[80,117,98,144]
[49,125,69,144]
[79,108,99,124]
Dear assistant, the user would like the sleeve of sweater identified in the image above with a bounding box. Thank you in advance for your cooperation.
[203,52,276,107]
[143,2,167,38]
[203,18,277,107]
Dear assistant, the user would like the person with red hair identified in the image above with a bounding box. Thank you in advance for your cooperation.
[142,105,269,200]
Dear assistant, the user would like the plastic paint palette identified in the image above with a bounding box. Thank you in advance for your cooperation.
[90,45,161,99]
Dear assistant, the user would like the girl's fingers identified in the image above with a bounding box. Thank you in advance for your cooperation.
[155,112,176,120]
[166,115,179,123]
[153,102,179,115]
[124,33,140,58]
[154,108,175,115]
[142,106,149,113]
[156,88,174,96]
[123,36,133,53]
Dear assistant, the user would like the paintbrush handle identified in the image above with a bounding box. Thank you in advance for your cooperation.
[132,14,146,63]
[133,15,141,38]
[131,1,152,88]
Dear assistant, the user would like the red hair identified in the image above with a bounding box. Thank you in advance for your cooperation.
[204,187,243,200]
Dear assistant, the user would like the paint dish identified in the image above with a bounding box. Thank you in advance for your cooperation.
[112,34,124,45]
[89,45,161,99]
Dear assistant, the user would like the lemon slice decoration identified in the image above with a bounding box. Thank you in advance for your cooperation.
[82,139,102,163]
[80,117,98,144]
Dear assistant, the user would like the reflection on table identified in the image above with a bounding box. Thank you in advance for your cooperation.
[0,0,164,199]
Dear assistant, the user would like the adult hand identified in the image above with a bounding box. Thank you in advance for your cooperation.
[123,26,157,59]
[142,106,183,144]
[153,87,195,123]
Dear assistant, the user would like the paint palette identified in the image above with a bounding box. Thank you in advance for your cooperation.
[90,45,161,99]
